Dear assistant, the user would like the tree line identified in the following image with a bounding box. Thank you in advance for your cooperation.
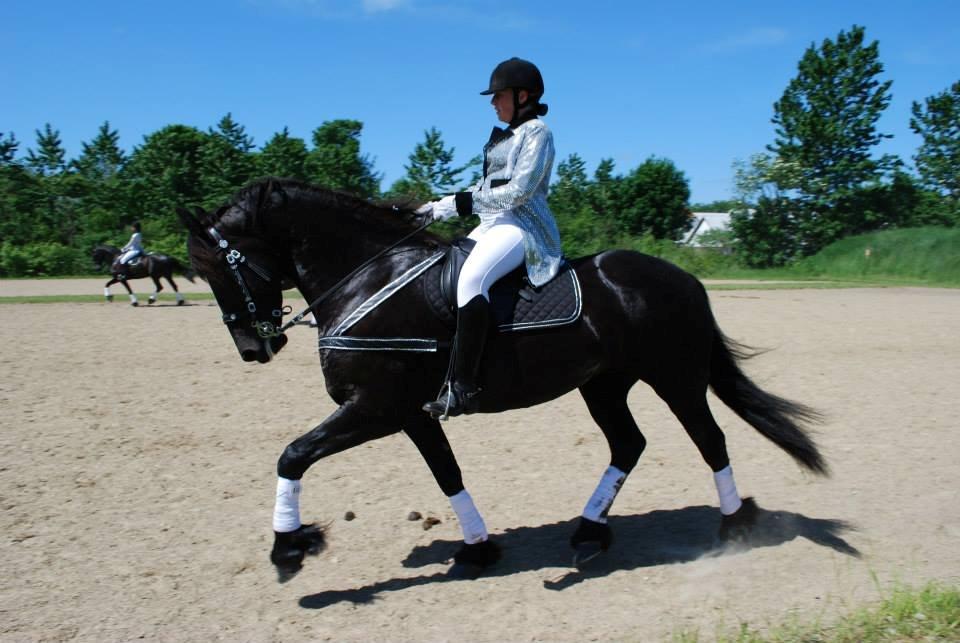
[1,24,957,276]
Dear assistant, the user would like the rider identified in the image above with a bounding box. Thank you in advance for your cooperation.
[117,221,145,267]
[419,57,563,418]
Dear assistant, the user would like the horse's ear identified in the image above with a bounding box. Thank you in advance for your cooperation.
[177,207,208,239]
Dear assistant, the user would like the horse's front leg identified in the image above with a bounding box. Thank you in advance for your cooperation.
[403,414,501,578]
[118,278,138,306]
[270,402,401,582]
[103,278,118,302]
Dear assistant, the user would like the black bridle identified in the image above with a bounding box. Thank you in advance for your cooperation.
[207,217,434,339]
[207,226,289,339]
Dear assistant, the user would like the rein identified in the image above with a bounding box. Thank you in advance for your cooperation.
[279,218,435,334]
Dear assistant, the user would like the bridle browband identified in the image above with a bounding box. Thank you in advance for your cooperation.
[207,226,289,339]
[207,217,434,340]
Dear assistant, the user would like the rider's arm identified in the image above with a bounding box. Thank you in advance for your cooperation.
[454,122,554,217]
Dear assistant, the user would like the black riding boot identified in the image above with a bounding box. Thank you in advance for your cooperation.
[423,295,490,419]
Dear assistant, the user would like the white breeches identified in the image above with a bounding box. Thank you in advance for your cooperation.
[457,221,525,306]
[118,250,140,265]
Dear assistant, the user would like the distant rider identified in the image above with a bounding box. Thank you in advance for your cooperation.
[118,221,145,266]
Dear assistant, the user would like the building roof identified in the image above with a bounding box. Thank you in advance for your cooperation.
[682,212,732,246]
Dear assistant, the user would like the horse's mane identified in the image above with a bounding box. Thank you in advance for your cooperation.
[219,178,428,237]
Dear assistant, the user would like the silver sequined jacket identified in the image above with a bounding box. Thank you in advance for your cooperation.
[455,118,562,287]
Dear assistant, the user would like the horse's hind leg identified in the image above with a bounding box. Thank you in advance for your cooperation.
[404,413,500,578]
[166,275,184,305]
[571,373,647,565]
[654,380,756,541]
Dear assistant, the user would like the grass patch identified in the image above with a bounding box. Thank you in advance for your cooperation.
[675,582,960,642]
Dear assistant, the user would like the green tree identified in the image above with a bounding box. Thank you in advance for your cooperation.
[549,153,602,255]
[124,124,210,235]
[729,153,804,266]
[26,123,67,176]
[0,132,18,164]
[200,113,256,207]
[910,80,960,203]
[771,25,896,253]
[690,199,737,212]
[616,157,691,240]
[0,138,45,248]
[586,158,619,224]
[74,121,126,180]
[305,119,380,198]
[257,127,309,180]
[387,127,479,201]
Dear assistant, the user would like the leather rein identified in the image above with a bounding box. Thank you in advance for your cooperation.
[207,219,434,339]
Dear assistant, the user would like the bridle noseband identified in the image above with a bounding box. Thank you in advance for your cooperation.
[207,227,289,339]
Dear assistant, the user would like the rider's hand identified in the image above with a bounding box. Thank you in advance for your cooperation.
[418,195,457,222]
[415,202,434,220]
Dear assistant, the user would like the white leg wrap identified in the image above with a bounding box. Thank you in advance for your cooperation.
[273,477,302,532]
[129,294,138,303]
[449,490,488,544]
[176,292,184,302]
[713,465,742,515]
[103,287,111,297]
[582,465,627,524]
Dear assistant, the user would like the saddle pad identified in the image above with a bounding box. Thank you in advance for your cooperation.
[423,259,582,332]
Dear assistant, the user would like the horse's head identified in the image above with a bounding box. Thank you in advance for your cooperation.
[178,207,290,363]
[92,245,118,271]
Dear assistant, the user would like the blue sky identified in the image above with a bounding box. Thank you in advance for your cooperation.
[3,0,958,203]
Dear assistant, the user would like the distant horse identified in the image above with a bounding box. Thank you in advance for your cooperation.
[92,244,196,306]
[178,178,826,582]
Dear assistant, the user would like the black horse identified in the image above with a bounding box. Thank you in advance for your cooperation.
[92,244,196,306]
[178,178,826,582]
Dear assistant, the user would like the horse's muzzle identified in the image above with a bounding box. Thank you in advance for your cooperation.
[239,333,288,363]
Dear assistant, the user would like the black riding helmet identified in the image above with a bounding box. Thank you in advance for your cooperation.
[480,57,545,97]
[481,57,548,127]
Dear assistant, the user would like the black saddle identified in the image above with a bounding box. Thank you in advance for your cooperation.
[425,238,582,332]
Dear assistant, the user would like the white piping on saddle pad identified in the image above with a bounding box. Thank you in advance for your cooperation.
[317,337,438,352]
[328,252,444,337]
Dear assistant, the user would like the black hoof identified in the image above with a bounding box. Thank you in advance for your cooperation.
[177,299,185,306]
[131,301,139,307]
[105,295,114,302]
[270,524,326,583]
[148,297,156,305]
[718,496,759,544]
[569,517,613,568]
[448,539,500,579]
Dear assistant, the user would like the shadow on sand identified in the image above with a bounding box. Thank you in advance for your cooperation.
[298,503,858,609]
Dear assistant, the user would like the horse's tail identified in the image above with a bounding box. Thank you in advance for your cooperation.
[709,322,828,475]
[171,258,197,283]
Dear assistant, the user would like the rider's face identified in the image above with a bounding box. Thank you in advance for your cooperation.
[491,89,529,124]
